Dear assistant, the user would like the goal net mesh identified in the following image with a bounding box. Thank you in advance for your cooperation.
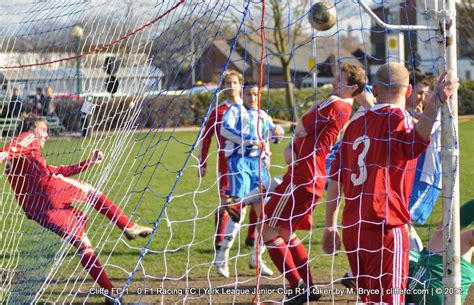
[0,0,459,304]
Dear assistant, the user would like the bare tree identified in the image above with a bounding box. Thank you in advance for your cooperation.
[228,0,310,122]
[458,0,474,57]
[150,13,216,88]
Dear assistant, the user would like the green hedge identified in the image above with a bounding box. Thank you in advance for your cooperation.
[190,88,331,123]
[459,80,474,115]
[51,82,474,132]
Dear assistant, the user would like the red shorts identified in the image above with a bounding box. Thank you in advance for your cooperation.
[264,180,319,231]
[47,175,90,208]
[31,175,91,243]
[343,225,409,305]
[218,156,230,196]
[36,206,88,243]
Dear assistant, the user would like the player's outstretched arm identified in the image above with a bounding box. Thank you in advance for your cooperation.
[354,85,375,109]
[393,70,459,159]
[48,149,103,177]
[322,179,342,255]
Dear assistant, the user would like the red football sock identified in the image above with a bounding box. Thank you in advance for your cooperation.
[265,237,301,288]
[247,206,257,240]
[79,247,113,291]
[91,192,133,229]
[289,235,313,287]
[215,209,229,245]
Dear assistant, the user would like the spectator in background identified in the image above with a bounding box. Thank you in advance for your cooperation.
[81,97,96,137]
[8,88,24,118]
[32,87,47,115]
[45,87,55,116]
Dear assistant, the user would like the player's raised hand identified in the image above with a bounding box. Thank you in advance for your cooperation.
[354,85,375,109]
[273,125,284,137]
[89,149,104,165]
[322,226,341,255]
[256,140,266,150]
[434,69,459,104]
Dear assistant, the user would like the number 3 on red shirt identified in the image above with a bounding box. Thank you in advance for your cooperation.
[350,136,370,186]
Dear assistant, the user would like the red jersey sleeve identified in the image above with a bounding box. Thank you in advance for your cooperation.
[47,160,91,177]
[301,108,317,136]
[389,109,430,160]
[199,107,217,169]
[0,132,38,162]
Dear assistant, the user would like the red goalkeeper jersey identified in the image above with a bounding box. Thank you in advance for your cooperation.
[285,95,352,197]
[330,104,430,228]
[0,132,90,217]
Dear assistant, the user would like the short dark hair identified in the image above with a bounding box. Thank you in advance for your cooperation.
[243,82,259,90]
[340,63,367,96]
[409,70,433,88]
[24,115,47,131]
[36,87,42,92]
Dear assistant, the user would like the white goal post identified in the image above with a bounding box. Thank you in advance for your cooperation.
[358,1,461,304]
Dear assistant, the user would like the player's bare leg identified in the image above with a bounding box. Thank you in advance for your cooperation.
[428,226,474,262]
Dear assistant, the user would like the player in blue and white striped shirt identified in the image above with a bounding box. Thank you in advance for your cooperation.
[407,73,441,224]
[406,72,442,252]
[215,82,283,278]
[221,91,276,198]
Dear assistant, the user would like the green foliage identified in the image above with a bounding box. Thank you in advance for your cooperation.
[52,88,333,133]
[52,82,474,133]
[459,80,474,115]
[2,119,474,303]
[190,88,332,123]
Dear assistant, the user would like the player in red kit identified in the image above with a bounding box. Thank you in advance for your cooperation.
[198,70,260,249]
[323,63,459,305]
[252,64,367,304]
[0,116,153,304]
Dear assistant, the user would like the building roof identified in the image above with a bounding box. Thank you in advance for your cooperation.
[212,34,364,74]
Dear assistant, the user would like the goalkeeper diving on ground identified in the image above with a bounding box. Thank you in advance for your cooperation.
[0,115,153,304]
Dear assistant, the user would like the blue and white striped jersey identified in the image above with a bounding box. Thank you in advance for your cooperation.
[221,104,275,158]
[415,111,442,189]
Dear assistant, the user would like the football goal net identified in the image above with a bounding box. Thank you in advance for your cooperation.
[0,0,463,304]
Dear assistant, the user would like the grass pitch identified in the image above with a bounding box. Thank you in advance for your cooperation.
[1,119,473,304]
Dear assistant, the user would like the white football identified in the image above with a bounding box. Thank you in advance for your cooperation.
[308,2,337,31]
